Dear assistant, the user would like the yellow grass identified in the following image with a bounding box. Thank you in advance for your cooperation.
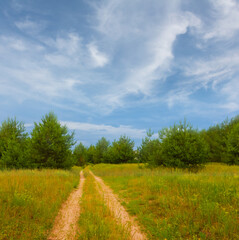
[0,167,80,240]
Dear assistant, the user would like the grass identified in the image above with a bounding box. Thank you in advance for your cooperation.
[0,167,80,240]
[91,163,239,240]
[77,169,130,240]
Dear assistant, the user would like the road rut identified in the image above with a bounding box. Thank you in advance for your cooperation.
[90,171,147,240]
[48,171,85,240]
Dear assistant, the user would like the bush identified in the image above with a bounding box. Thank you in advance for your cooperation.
[159,120,208,170]
[29,112,75,169]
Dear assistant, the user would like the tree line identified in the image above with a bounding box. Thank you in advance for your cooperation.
[0,112,238,170]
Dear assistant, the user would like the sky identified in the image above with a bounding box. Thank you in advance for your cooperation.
[0,0,239,147]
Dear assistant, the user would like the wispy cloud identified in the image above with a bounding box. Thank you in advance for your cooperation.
[60,121,146,139]
[90,0,201,110]
[87,43,109,67]
[15,18,46,35]
[203,0,239,40]
[1,0,238,121]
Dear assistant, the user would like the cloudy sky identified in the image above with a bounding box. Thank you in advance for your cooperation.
[0,0,239,146]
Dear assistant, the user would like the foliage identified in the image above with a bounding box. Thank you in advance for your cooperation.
[137,129,162,166]
[85,145,96,164]
[0,118,29,169]
[29,112,75,169]
[227,122,239,165]
[106,136,135,164]
[94,137,110,164]
[203,115,239,163]
[159,120,208,169]
[73,142,87,166]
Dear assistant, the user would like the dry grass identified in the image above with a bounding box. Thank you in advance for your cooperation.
[0,167,80,240]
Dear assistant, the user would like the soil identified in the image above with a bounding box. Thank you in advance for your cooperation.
[48,171,85,240]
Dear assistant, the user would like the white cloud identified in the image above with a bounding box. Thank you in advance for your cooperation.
[44,54,72,67]
[88,43,109,67]
[55,33,81,56]
[60,121,146,139]
[166,49,239,112]
[90,0,201,109]
[1,0,238,118]
[195,0,239,40]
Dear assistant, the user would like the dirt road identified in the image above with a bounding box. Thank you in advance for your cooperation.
[48,171,85,240]
[90,171,147,240]
[48,170,147,240]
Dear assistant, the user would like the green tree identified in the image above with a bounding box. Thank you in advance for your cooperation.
[30,112,75,169]
[73,142,87,166]
[0,118,29,169]
[202,115,239,163]
[85,145,96,164]
[159,120,208,170]
[108,135,135,164]
[227,122,239,165]
[94,137,110,163]
[138,129,162,166]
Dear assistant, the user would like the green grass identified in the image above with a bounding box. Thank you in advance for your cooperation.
[77,170,130,240]
[91,163,239,240]
[0,167,80,240]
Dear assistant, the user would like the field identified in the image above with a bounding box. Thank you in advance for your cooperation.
[91,163,239,240]
[0,163,239,240]
[0,167,80,240]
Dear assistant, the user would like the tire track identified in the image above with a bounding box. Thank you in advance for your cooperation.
[90,171,147,240]
[48,170,85,240]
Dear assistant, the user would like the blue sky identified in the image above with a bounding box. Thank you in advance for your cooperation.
[0,0,239,146]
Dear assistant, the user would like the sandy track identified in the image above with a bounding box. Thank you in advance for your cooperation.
[48,171,85,240]
[90,171,147,240]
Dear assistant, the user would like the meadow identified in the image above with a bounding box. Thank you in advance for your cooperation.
[0,167,80,240]
[1,163,239,240]
[91,163,239,240]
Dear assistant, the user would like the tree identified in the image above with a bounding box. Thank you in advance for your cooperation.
[227,122,239,165]
[107,135,135,164]
[30,112,75,169]
[159,120,208,170]
[73,142,87,166]
[85,145,96,164]
[0,118,29,169]
[137,129,162,166]
[94,137,110,163]
[202,115,239,163]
